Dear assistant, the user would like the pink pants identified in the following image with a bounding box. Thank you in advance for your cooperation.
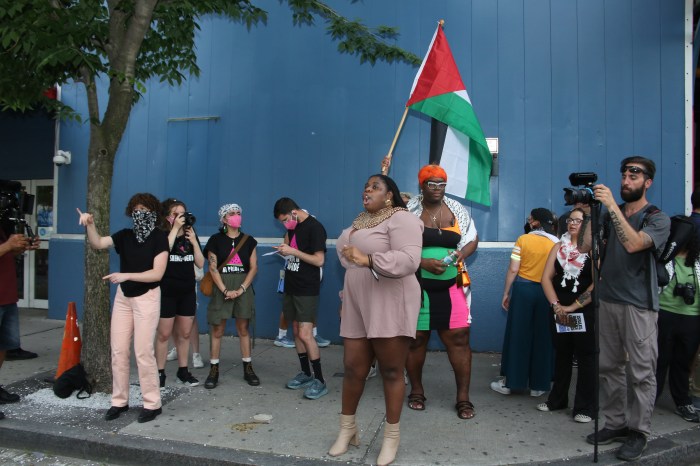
[111,286,161,410]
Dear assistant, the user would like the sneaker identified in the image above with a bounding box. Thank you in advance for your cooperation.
[366,364,377,380]
[192,352,204,368]
[675,404,700,423]
[693,396,700,411]
[530,390,546,397]
[0,386,20,404]
[204,364,219,389]
[574,414,593,423]
[615,430,647,462]
[176,369,200,387]
[490,379,511,395]
[5,348,37,361]
[314,334,331,347]
[286,372,314,390]
[586,427,629,445]
[166,347,177,361]
[243,362,260,386]
[0,411,4,420]
[274,335,296,348]
[536,402,550,412]
[303,379,328,400]
[137,407,162,423]
[159,372,166,390]
[104,405,129,421]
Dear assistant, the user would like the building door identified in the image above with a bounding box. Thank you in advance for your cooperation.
[16,179,52,309]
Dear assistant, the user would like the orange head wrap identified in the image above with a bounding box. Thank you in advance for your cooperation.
[418,164,447,186]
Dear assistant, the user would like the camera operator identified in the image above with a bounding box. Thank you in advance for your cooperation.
[578,157,670,461]
[655,223,700,423]
[0,227,39,419]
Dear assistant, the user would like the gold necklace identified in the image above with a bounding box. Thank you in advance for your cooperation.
[352,207,407,230]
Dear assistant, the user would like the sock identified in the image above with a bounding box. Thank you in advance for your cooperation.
[158,369,165,375]
[311,358,324,384]
[278,328,286,339]
[313,327,318,337]
[177,366,188,376]
[298,352,311,377]
[210,359,220,365]
[242,357,251,363]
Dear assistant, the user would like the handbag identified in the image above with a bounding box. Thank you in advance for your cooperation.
[200,234,249,296]
[456,260,471,288]
[53,363,93,399]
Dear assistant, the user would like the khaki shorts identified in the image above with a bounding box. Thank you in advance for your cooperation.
[207,273,254,325]
[282,294,318,323]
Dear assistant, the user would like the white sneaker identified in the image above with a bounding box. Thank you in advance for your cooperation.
[530,390,546,397]
[536,402,550,412]
[574,414,592,423]
[166,347,177,361]
[192,352,204,368]
[490,379,511,395]
[366,364,377,380]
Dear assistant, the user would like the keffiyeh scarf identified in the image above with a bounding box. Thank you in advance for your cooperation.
[556,232,588,292]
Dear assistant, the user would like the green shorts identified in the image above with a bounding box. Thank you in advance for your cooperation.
[282,294,319,324]
[207,273,254,325]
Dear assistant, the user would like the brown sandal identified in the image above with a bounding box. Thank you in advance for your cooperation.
[456,400,475,419]
[407,393,426,411]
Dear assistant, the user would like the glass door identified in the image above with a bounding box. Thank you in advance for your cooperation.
[16,179,52,309]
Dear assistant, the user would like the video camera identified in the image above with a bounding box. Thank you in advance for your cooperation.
[563,172,598,206]
[0,180,35,237]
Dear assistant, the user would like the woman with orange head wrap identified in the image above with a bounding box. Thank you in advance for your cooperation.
[405,164,479,420]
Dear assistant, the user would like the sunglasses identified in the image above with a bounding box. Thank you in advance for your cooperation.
[565,218,583,225]
[425,181,447,191]
[620,165,650,177]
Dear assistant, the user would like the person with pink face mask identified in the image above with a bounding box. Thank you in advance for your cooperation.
[154,199,205,389]
[202,203,259,389]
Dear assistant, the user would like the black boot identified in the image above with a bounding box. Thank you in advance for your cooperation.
[205,363,219,389]
[243,361,260,386]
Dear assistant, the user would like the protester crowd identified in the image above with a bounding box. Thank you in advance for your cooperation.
[1,156,699,465]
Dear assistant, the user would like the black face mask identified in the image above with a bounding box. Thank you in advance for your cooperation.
[524,223,532,234]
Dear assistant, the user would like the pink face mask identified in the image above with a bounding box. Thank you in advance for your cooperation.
[283,214,297,230]
[166,215,175,226]
[227,215,242,228]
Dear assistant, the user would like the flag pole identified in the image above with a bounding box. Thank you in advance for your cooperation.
[381,106,409,175]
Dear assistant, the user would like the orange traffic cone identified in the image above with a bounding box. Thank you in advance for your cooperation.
[55,302,82,379]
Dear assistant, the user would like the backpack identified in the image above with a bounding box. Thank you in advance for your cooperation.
[602,205,694,287]
[53,363,93,399]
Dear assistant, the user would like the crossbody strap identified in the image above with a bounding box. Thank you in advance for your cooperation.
[217,234,249,272]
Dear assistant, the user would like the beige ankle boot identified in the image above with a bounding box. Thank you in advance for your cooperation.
[376,421,400,466]
[328,413,360,456]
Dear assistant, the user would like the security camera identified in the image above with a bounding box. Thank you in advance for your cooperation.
[53,150,72,166]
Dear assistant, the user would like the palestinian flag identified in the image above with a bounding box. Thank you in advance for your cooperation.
[407,23,492,206]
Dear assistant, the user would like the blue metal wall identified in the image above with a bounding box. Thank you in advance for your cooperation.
[48,0,687,352]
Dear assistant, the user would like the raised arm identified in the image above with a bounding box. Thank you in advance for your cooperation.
[77,208,113,250]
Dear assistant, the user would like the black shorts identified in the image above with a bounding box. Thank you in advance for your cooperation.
[160,286,197,318]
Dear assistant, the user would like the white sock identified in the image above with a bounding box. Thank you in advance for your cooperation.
[278,328,286,339]
[313,327,318,337]
[242,357,251,362]
[210,358,220,365]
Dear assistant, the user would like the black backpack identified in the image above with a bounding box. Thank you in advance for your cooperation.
[53,363,93,399]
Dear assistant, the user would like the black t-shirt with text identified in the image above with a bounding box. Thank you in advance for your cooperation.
[204,231,258,274]
[111,228,169,297]
[284,215,326,296]
[161,232,201,290]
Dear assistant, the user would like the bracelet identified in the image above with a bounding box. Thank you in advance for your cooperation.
[367,254,374,270]
[240,283,247,293]
[222,288,228,295]
[575,299,584,309]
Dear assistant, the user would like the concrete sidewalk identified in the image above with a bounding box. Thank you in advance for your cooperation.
[0,308,698,466]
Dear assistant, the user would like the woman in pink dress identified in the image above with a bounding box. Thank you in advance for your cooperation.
[328,174,423,466]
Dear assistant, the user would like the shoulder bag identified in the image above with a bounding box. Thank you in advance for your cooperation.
[200,234,249,296]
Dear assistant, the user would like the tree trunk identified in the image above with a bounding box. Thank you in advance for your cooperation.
[80,127,116,392]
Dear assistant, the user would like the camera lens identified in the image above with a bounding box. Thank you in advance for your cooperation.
[183,212,196,227]
[563,187,595,206]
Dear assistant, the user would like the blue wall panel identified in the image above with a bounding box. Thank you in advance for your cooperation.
[48,0,688,351]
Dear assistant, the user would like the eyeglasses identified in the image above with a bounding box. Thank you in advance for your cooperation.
[425,181,447,191]
[620,165,650,177]
[565,218,583,225]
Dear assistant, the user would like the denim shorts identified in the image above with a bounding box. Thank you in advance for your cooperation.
[0,303,20,351]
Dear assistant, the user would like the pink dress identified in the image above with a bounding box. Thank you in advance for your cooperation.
[337,210,423,339]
